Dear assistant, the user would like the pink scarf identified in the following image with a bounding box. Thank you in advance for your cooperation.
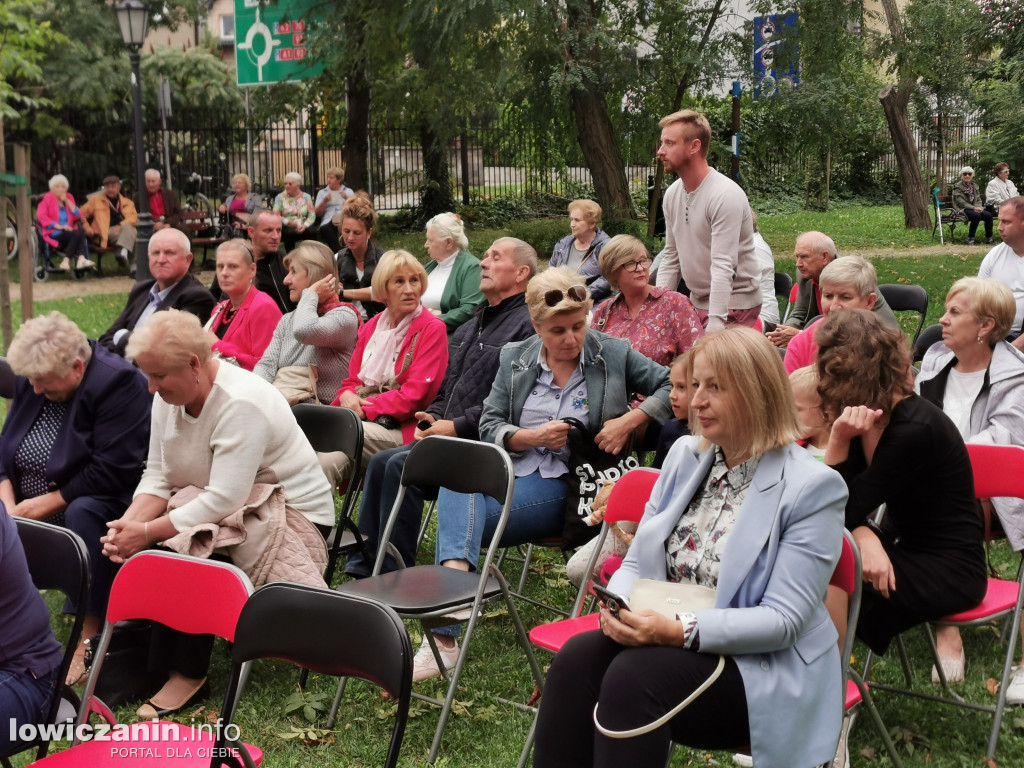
[358,306,422,388]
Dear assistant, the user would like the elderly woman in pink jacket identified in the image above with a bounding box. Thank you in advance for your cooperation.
[36,175,95,272]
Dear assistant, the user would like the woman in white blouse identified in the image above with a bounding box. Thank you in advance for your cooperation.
[916,277,1024,686]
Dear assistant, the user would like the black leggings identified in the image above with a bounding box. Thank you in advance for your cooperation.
[533,630,749,768]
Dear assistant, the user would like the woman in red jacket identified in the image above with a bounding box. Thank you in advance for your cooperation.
[206,240,282,370]
[36,174,95,272]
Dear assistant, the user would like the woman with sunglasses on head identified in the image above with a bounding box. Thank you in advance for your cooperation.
[411,267,673,682]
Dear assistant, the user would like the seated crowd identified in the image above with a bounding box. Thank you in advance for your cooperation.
[7,177,1024,768]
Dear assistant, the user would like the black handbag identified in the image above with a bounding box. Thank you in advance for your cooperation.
[83,620,167,708]
[560,417,640,549]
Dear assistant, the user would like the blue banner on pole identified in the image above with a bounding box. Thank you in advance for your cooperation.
[753,13,799,98]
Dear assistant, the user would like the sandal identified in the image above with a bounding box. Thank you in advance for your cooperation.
[65,653,87,686]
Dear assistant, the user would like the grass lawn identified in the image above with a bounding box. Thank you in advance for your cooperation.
[7,202,1021,767]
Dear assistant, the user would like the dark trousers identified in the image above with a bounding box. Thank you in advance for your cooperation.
[51,228,89,258]
[963,208,994,239]
[344,444,427,577]
[63,495,125,617]
[533,630,749,768]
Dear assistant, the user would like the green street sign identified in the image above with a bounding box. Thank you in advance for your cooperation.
[235,0,325,87]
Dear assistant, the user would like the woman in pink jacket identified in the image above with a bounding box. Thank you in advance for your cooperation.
[329,249,448,486]
[36,174,95,272]
[206,240,282,370]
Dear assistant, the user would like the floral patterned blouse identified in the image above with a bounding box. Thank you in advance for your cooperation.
[273,191,315,228]
[665,450,761,588]
[591,287,703,368]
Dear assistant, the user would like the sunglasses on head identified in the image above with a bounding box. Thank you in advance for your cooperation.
[544,285,588,307]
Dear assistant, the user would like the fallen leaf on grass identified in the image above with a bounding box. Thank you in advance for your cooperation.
[987,677,1000,696]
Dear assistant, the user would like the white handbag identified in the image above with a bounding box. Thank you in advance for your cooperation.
[630,579,717,619]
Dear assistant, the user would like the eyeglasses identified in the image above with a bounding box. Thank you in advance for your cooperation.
[1000,169,1011,174]
[622,257,651,272]
[544,285,588,306]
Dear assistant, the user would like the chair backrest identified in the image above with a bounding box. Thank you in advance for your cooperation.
[12,519,91,760]
[913,323,944,364]
[878,283,928,346]
[401,435,513,504]
[966,444,1024,501]
[774,271,794,300]
[831,529,862,686]
[230,583,412,768]
[603,468,660,526]
[292,403,364,462]
[105,551,253,639]
[0,356,15,399]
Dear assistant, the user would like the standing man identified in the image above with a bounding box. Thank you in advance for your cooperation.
[343,237,538,599]
[134,169,184,235]
[980,197,1024,349]
[314,167,353,252]
[654,109,761,332]
[80,175,138,272]
[98,229,216,356]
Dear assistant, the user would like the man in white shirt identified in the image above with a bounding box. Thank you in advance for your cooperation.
[979,197,1024,349]
[654,109,760,332]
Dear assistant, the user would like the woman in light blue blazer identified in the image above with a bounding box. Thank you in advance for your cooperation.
[533,327,849,768]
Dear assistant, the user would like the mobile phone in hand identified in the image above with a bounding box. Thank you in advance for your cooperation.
[417,419,433,432]
[592,584,630,620]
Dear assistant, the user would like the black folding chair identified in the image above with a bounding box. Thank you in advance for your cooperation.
[292,403,365,583]
[1,519,90,767]
[228,583,412,768]
[913,323,943,365]
[878,283,929,347]
[336,436,545,763]
[0,357,15,399]
[773,271,794,300]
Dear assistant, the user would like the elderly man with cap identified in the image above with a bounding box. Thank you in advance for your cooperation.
[80,175,139,272]
[952,166,994,245]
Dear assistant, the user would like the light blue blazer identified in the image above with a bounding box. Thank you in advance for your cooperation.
[608,437,848,768]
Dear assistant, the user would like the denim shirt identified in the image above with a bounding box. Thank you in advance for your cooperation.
[480,329,671,453]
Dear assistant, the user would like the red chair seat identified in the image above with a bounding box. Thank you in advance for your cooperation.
[528,613,601,654]
[27,721,262,766]
[846,679,862,709]
[940,578,1020,623]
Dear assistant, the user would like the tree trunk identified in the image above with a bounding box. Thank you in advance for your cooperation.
[571,87,635,220]
[418,123,454,222]
[879,84,931,228]
[342,71,371,193]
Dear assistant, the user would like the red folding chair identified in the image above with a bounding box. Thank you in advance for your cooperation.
[865,443,1024,762]
[27,551,260,768]
[515,468,660,768]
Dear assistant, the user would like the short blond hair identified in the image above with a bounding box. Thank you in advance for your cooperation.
[818,255,877,298]
[947,276,1016,345]
[598,234,648,289]
[526,266,594,325]
[689,327,800,457]
[788,365,821,401]
[568,199,601,227]
[284,240,337,284]
[230,173,251,191]
[126,309,214,368]
[370,250,428,302]
[326,167,345,182]
[216,238,255,265]
[8,312,92,379]
[658,110,712,158]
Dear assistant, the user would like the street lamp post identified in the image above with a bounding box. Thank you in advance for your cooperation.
[116,0,152,282]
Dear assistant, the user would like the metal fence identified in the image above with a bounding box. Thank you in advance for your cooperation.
[29,110,987,212]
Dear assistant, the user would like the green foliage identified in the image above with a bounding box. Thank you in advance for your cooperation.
[0,3,65,121]
[140,45,245,124]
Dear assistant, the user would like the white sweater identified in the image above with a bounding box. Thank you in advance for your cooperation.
[136,361,334,530]
[656,168,761,331]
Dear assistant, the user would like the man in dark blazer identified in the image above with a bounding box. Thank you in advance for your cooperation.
[99,228,216,356]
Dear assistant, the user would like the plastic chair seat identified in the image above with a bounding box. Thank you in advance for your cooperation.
[339,565,501,615]
[528,613,601,654]
[846,679,862,709]
[26,722,262,766]
[938,579,1020,623]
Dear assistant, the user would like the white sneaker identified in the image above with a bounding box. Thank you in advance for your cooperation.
[731,753,753,767]
[1005,666,1024,705]
[76,255,95,270]
[412,635,459,682]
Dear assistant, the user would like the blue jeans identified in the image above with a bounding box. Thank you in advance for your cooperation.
[0,664,59,754]
[345,444,427,577]
[432,472,567,639]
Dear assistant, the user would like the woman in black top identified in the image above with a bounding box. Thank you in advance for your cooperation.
[816,309,986,656]
[334,192,385,320]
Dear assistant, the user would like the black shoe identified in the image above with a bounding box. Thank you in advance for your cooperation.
[967,238,976,245]
[129,263,137,278]
[986,237,994,244]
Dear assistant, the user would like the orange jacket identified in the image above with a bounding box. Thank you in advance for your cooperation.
[80,192,138,248]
